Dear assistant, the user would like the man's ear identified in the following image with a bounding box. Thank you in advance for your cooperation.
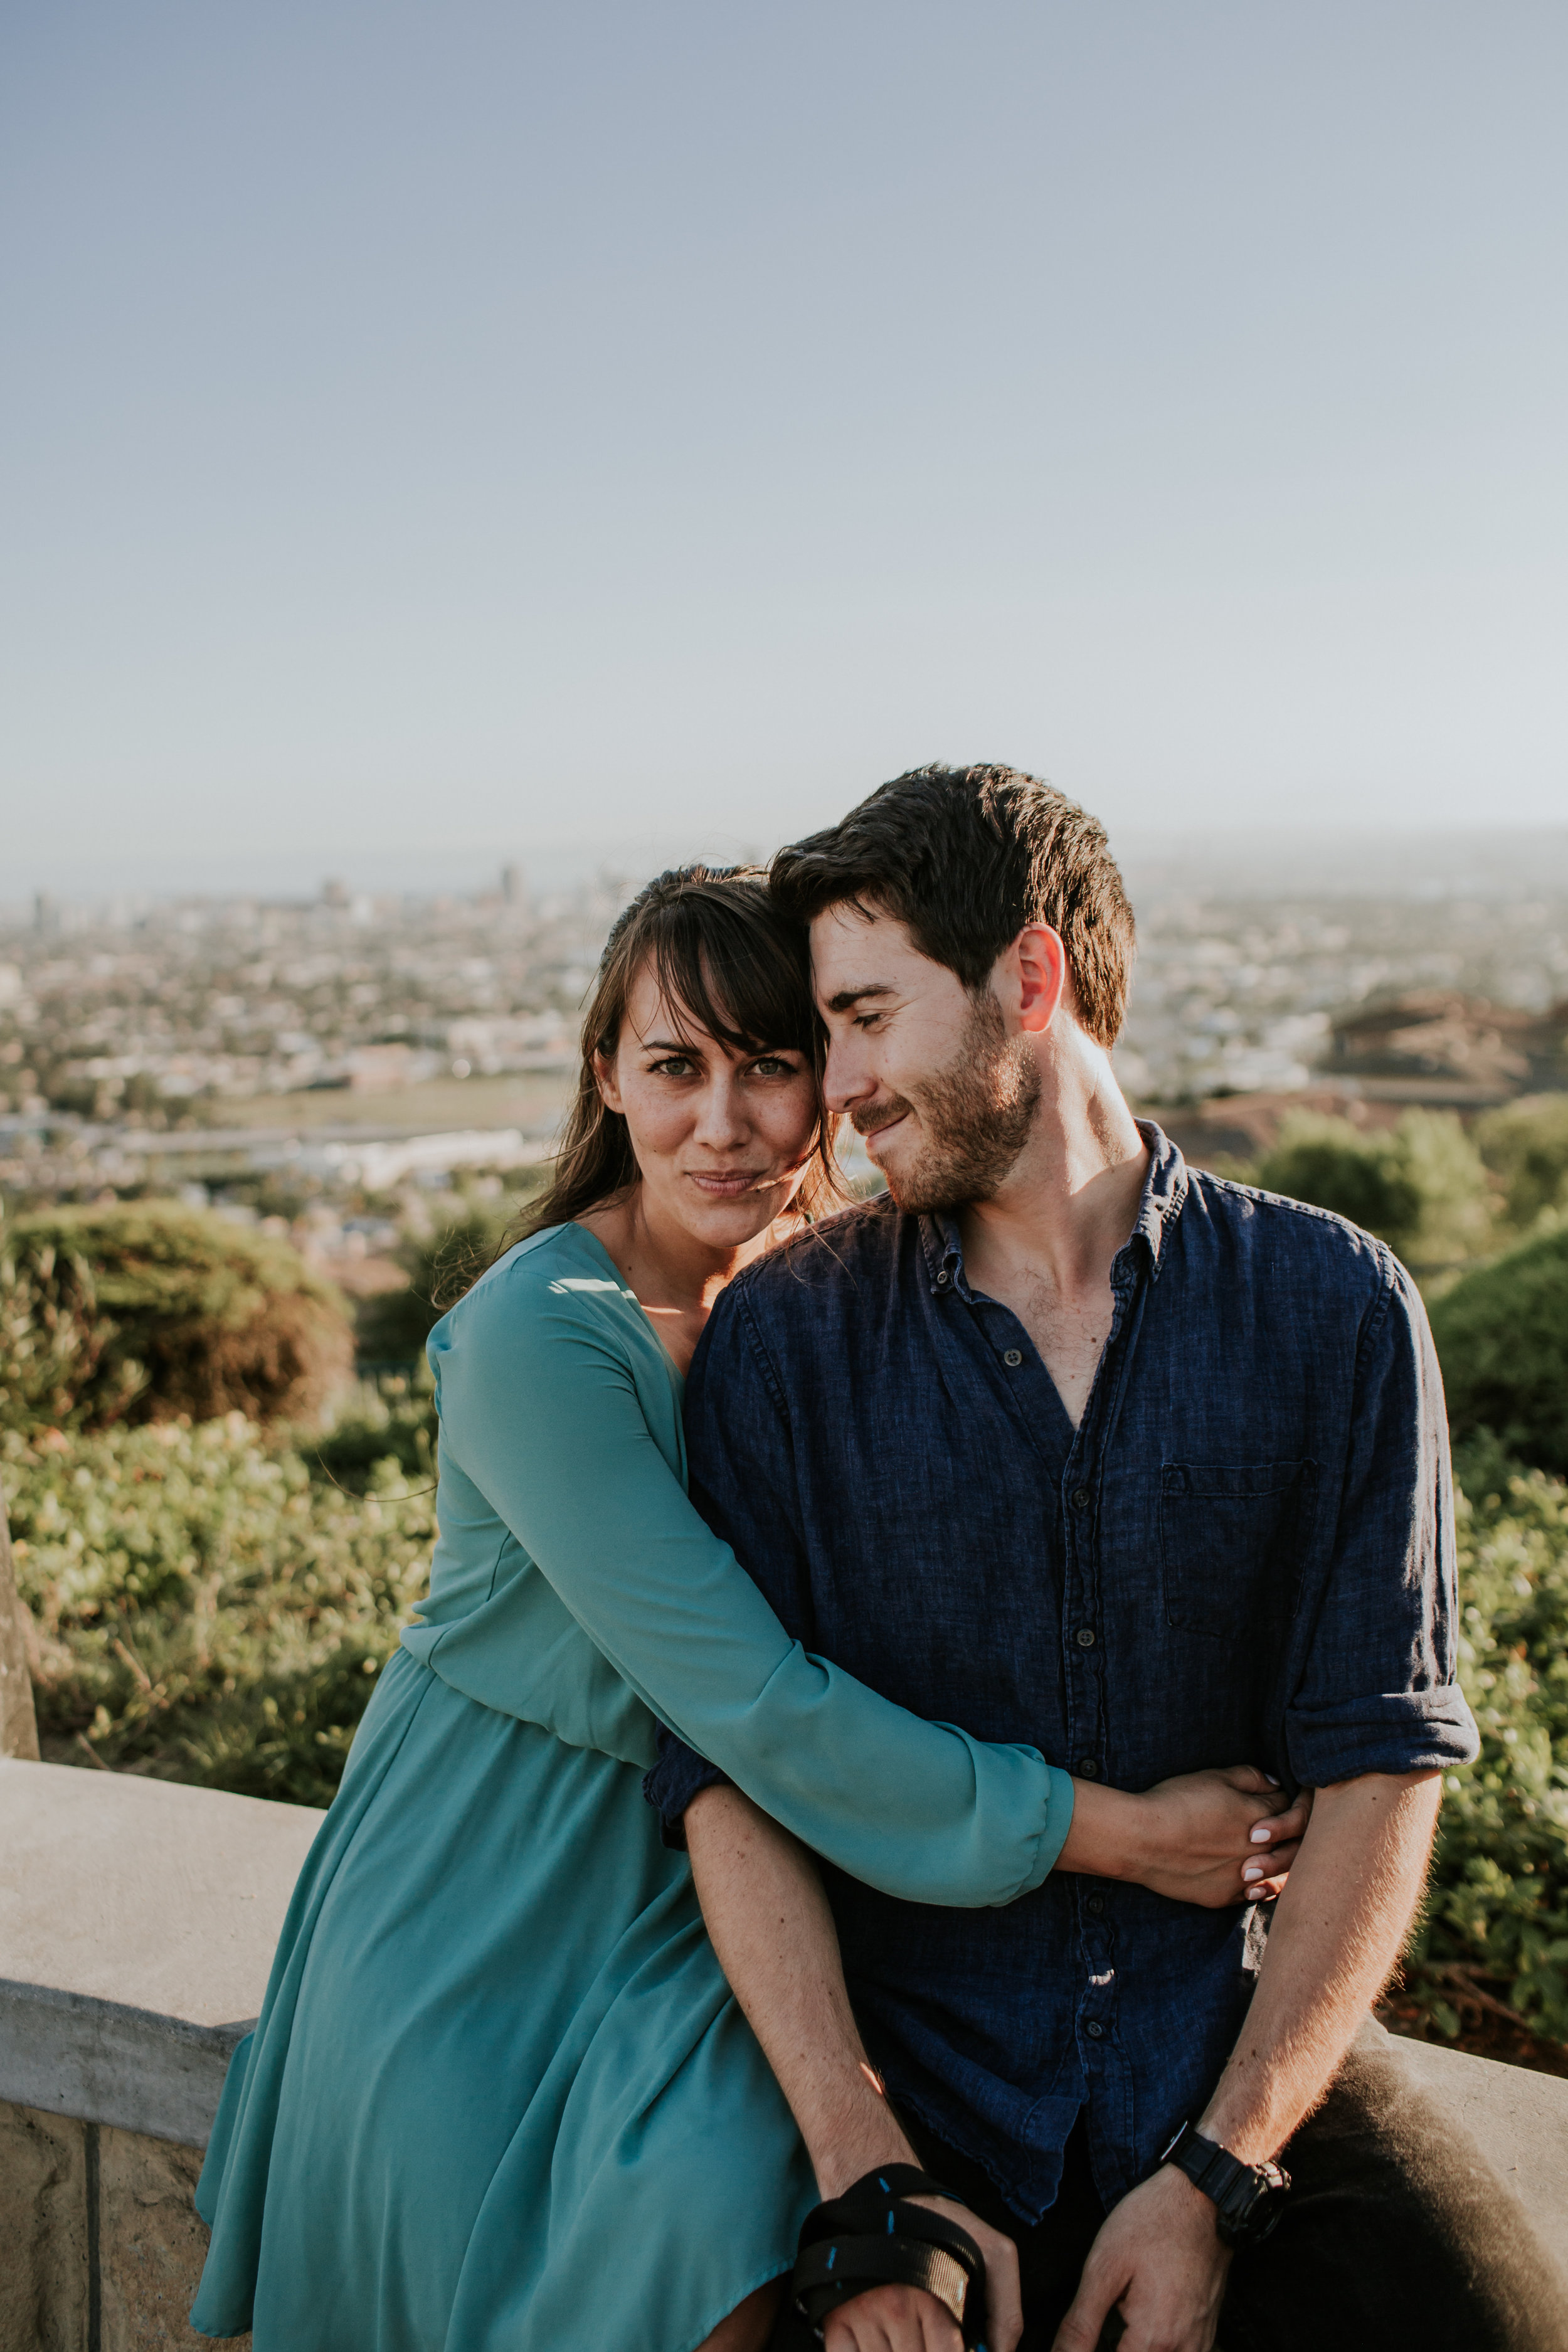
[1012,926,1069,1034]
[593,1050,624,1113]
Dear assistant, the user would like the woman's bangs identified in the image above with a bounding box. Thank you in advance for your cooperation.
[647,904,813,1061]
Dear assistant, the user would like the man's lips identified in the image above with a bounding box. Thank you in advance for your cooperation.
[856,1111,909,1156]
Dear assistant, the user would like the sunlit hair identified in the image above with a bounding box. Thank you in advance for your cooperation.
[465,866,844,1286]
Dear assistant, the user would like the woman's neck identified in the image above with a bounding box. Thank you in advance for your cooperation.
[579,1184,796,1371]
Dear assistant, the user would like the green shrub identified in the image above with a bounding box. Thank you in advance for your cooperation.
[352,1210,499,1367]
[1406,1437,1568,2045]
[1252,1108,1492,1269]
[1474,1094,1568,1236]
[5,1412,434,1805]
[310,1377,438,1493]
[0,1202,353,1433]
[1430,1229,1568,1477]
[354,1191,541,1367]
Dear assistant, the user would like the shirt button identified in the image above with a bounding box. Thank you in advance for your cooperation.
[1078,1757,1099,1778]
[1070,1486,1091,1512]
[935,1270,951,1290]
[1086,1893,1105,1916]
[1075,1626,1096,1648]
[1086,2021,1104,2039]
[1003,1348,1022,1367]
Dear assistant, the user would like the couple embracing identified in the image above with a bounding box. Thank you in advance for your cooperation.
[192,766,1562,2352]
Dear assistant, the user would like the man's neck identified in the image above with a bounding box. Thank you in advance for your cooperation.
[953,1045,1149,1426]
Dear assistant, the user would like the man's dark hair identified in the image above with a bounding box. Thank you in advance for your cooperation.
[770,763,1136,1047]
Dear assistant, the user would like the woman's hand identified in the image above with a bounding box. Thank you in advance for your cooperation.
[1058,1766,1313,1906]
[1135,1766,1313,1906]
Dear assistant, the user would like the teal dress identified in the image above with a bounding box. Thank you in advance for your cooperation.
[192,1224,1073,2351]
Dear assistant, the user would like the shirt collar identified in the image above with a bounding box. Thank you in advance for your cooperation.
[916,1119,1189,1296]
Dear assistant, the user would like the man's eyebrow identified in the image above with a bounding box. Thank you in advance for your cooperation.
[822,984,895,1014]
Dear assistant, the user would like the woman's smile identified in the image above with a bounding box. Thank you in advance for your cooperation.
[686,1167,778,1197]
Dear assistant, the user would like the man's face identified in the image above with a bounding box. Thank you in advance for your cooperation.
[810,901,1041,1212]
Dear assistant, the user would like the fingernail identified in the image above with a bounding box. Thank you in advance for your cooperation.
[1249,1825,1272,1843]
[1264,1774,1281,1786]
[1242,1864,1264,1882]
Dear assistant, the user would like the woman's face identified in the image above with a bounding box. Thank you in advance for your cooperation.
[596,960,821,1251]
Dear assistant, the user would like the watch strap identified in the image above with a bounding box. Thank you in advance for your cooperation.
[1159,2122,1290,2247]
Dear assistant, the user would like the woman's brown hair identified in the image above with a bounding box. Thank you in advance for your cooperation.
[485,864,843,1269]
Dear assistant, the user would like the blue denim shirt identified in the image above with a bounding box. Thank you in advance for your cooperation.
[646,1126,1478,2220]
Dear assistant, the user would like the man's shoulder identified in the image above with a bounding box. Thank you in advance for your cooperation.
[1177,1161,1400,1306]
[721,1192,916,1328]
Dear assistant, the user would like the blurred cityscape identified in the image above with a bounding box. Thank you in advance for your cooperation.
[3,832,1567,1291]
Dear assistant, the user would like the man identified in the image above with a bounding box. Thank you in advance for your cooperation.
[649,766,1565,2352]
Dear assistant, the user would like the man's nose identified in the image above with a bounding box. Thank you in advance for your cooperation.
[822,1034,875,1115]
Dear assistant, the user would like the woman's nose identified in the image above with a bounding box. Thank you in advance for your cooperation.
[691,1074,749,1144]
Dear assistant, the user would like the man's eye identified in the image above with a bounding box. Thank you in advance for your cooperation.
[853,1013,883,1031]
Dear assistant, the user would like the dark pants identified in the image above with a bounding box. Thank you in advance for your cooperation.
[778,2022,1568,2351]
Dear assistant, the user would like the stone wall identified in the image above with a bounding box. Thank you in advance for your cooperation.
[1,1762,320,2352]
[0,2103,246,2352]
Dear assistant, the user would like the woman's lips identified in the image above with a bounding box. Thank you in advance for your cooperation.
[687,1170,771,1196]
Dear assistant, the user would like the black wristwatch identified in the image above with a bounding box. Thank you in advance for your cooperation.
[1158,2122,1290,2248]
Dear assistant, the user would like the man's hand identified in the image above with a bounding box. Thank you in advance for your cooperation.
[1052,2167,1229,2352]
[825,2201,1022,2352]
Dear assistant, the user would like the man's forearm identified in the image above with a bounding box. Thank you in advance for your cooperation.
[1199,1770,1442,2163]
[684,1782,917,2196]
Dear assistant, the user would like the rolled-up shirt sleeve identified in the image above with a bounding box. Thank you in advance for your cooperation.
[1284,1254,1479,1785]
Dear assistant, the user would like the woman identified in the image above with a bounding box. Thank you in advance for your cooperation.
[192,867,1304,2352]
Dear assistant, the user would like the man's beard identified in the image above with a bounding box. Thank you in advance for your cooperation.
[852,991,1041,1213]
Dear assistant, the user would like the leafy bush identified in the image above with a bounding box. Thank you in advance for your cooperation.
[5,1405,435,1805]
[353,1191,541,1367]
[1406,1438,1568,2045]
[1430,1229,1568,1477]
[0,1202,353,1433]
[1251,1108,1492,1269]
[1474,1094,1568,1236]
[352,1210,500,1367]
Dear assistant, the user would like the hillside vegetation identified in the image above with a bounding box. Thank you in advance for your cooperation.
[1,1202,354,1434]
[3,1170,1568,2057]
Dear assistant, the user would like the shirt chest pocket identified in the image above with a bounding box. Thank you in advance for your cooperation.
[1160,1459,1318,1640]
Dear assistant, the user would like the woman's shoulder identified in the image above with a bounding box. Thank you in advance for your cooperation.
[432,1224,640,1357]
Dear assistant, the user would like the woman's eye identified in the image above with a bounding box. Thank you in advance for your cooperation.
[650,1056,695,1078]
[749,1056,794,1078]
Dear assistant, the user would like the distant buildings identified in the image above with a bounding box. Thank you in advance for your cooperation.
[2,858,1565,1209]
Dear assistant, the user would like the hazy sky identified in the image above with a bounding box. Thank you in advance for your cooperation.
[4,3,1565,896]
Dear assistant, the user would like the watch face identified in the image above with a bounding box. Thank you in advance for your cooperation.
[1233,2184,1290,2249]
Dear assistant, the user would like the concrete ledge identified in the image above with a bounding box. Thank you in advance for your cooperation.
[1389,2033,1568,2272]
[0,1981,249,2150]
[0,1755,1565,2344]
[0,1759,322,2148]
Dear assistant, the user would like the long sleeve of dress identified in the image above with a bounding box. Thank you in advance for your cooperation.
[428,1242,1073,1909]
